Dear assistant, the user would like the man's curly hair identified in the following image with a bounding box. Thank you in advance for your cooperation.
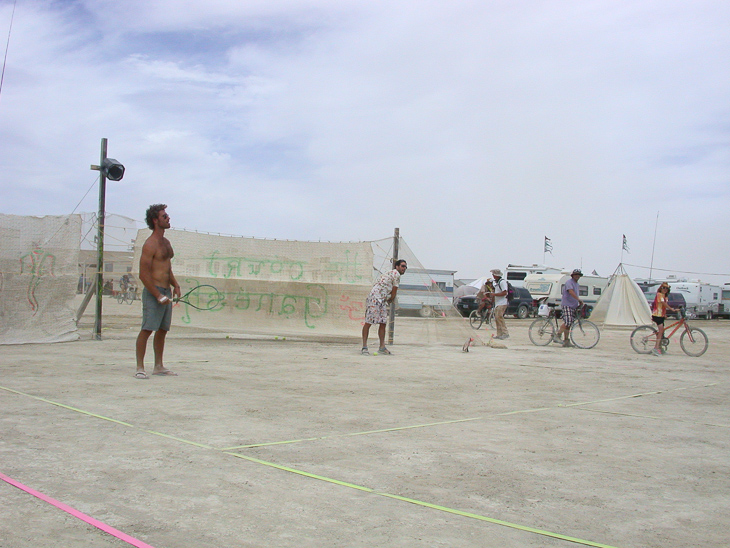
[145,204,167,230]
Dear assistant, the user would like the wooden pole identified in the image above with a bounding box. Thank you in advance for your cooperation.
[387,227,399,345]
[93,138,108,340]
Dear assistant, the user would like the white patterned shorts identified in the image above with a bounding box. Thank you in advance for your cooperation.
[364,295,388,324]
[561,306,577,327]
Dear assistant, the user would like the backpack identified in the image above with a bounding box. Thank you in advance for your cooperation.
[505,281,516,302]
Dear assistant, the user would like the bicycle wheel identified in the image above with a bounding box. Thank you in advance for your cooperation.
[485,309,494,328]
[630,325,657,354]
[469,310,484,330]
[126,291,134,305]
[679,327,708,357]
[116,292,124,304]
[570,319,600,349]
[528,318,554,346]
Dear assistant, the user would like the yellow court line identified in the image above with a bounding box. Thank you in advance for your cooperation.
[574,407,729,429]
[220,417,484,450]
[0,385,214,450]
[557,383,719,409]
[221,383,720,450]
[1,383,622,548]
[224,451,620,548]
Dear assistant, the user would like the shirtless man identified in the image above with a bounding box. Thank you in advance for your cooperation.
[135,204,181,379]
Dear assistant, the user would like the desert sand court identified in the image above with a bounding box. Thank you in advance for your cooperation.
[1,302,728,548]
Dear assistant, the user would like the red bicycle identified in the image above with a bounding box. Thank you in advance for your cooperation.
[630,310,708,357]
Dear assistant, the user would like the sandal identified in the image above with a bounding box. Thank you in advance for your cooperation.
[361,347,369,355]
[377,347,392,355]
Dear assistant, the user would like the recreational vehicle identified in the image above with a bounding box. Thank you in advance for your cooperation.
[396,268,456,317]
[523,272,609,315]
[719,283,730,319]
[668,282,721,319]
[505,264,562,288]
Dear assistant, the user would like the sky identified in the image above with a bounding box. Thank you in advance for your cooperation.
[1,0,728,284]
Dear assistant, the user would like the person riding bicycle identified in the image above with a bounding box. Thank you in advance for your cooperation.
[120,274,130,293]
[650,282,677,357]
[555,269,584,347]
[476,278,495,315]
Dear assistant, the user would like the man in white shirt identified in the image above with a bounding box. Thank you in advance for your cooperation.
[486,268,509,339]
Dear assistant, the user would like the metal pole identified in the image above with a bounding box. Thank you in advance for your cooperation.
[93,138,108,340]
[387,227,399,345]
[649,211,659,283]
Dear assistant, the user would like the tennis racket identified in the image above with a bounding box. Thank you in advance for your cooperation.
[174,285,225,311]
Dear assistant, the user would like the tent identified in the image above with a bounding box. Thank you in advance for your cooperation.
[590,265,652,327]
[468,276,490,290]
[453,284,479,300]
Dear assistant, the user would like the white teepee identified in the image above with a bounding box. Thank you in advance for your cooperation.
[590,265,652,327]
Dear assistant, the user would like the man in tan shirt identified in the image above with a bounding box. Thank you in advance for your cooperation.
[135,204,181,379]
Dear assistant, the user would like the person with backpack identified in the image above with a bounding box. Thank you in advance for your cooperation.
[487,268,510,339]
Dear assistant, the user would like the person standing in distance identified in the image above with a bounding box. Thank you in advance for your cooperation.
[361,259,408,355]
[487,268,509,339]
[135,204,181,379]
[555,269,584,347]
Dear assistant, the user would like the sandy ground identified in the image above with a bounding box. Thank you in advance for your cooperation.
[1,297,728,548]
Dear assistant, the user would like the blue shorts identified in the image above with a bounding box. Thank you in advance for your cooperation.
[142,287,172,331]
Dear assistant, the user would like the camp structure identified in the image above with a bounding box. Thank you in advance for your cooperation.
[589,265,651,327]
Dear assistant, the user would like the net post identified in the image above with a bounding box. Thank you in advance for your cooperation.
[387,227,399,345]
[93,138,108,340]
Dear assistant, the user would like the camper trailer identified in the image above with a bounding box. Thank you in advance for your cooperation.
[396,268,456,317]
[505,264,562,288]
[523,272,609,315]
[718,283,730,319]
[669,282,721,319]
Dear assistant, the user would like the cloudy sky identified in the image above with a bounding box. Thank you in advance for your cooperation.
[1,0,728,283]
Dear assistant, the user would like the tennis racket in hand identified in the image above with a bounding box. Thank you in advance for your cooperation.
[173,285,225,311]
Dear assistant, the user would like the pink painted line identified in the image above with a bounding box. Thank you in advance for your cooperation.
[0,472,156,548]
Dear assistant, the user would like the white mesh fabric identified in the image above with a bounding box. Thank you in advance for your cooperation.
[130,230,480,346]
[0,214,81,344]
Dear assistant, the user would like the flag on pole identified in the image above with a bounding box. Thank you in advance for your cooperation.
[544,236,553,254]
[622,234,630,253]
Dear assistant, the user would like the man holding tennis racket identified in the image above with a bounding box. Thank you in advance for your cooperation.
[361,259,407,355]
[135,204,181,379]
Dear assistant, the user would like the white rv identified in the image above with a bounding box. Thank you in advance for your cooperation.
[523,272,609,314]
[719,283,730,319]
[669,282,721,319]
[396,268,456,317]
[505,264,562,288]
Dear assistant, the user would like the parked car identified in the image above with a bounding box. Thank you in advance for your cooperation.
[644,291,687,319]
[455,287,537,319]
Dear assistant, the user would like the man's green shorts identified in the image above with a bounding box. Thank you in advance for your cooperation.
[142,287,172,331]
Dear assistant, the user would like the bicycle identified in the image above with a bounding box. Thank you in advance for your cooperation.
[469,305,494,329]
[629,309,708,357]
[116,288,136,305]
[528,303,600,349]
